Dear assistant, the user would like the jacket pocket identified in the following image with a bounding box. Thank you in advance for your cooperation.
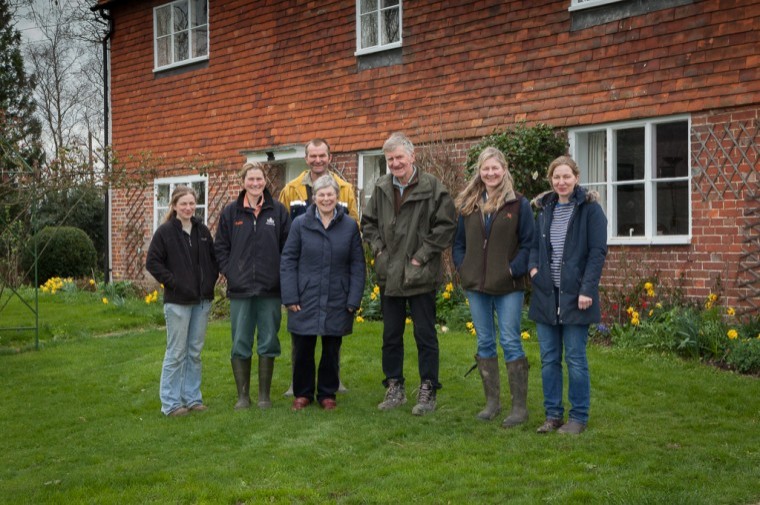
[374,252,389,283]
[403,260,435,290]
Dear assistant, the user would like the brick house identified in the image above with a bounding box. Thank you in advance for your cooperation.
[93,0,759,315]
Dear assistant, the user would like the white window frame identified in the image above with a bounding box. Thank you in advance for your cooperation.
[355,0,402,56]
[569,115,692,246]
[358,150,388,214]
[153,0,209,72]
[153,175,208,232]
[569,0,625,11]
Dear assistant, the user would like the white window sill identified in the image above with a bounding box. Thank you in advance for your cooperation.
[153,55,209,73]
[608,236,692,246]
[569,0,624,12]
[355,42,402,57]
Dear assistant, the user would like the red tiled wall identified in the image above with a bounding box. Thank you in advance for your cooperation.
[105,0,760,309]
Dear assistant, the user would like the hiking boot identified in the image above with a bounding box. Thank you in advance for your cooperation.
[557,419,586,435]
[411,380,437,416]
[377,379,407,410]
[536,418,564,434]
[167,407,189,417]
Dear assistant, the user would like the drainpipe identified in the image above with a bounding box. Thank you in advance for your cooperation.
[97,8,113,283]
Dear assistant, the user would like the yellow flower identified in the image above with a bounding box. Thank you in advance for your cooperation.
[405,317,411,325]
[160,283,164,289]
[521,331,530,340]
[466,321,474,330]
[373,285,380,295]
[102,297,109,304]
[646,288,655,298]
[144,295,152,304]
[370,259,375,266]
[445,282,454,293]
[469,328,477,336]
[726,307,735,316]
[727,329,738,340]
[442,291,451,300]
[89,279,96,286]
[355,316,364,323]
[465,299,469,306]
[357,307,363,314]
[648,309,654,317]
[631,317,640,326]
[626,306,634,316]
[656,302,663,309]
[643,282,653,291]
[370,292,377,301]
[708,293,718,302]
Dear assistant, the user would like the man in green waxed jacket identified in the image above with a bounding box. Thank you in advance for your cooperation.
[361,132,456,416]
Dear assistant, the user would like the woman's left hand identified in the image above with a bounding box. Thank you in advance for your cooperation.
[578,295,593,310]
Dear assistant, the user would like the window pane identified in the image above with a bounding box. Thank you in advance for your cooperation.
[382,0,399,6]
[615,127,645,181]
[192,27,208,57]
[156,6,171,37]
[362,155,386,205]
[174,31,189,62]
[381,7,400,44]
[156,184,170,207]
[361,13,378,48]
[361,0,378,14]
[615,183,644,237]
[655,121,688,178]
[192,181,206,204]
[192,0,207,27]
[583,130,606,184]
[656,181,688,235]
[156,36,171,67]
[585,183,607,213]
[173,2,189,31]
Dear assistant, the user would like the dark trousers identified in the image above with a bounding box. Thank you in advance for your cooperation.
[380,291,440,389]
[292,333,343,402]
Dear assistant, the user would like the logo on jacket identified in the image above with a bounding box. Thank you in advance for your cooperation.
[505,213,513,219]
[266,217,275,226]
[234,220,244,226]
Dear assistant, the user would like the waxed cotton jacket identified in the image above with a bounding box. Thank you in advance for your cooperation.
[146,217,218,305]
[361,170,457,297]
[280,204,365,336]
[452,192,534,295]
[278,170,359,222]
[214,188,290,299]
[528,186,607,326]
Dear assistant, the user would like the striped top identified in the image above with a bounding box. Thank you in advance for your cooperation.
[550,202,575,288]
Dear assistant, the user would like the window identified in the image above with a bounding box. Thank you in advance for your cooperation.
[153,175,208,231]
[356,0,401,56]
[570,117,691,245]
[569,0,624,11]
[154,0,208,71]
[358,151,387,213]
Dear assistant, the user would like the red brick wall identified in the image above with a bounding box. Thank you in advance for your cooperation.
[105,1,760,310]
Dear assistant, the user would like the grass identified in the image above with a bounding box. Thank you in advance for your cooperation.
[1,304,760,503]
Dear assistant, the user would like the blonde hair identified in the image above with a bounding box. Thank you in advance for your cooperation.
[238,162,268,181]
[546,155,580,179]
[455,147,515,215]
[164,186,197,223]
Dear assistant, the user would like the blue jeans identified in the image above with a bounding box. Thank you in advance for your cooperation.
[229,296,282,359]
[536,323,590,424]
[465,290,525,362]
[160,301,211,415]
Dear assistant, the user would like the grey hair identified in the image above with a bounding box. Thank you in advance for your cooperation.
[382,132,414,155]
[312,174,339,197]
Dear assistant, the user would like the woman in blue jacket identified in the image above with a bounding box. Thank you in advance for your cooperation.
[529,156,607,435]
[280,175,365,411]
[146,186,218,417]
[215,163,290,410]
[452,147,534,427]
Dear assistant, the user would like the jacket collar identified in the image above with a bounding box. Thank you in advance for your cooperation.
[236,187,274,209]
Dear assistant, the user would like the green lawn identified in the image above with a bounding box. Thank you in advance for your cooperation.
[1,313,760,503]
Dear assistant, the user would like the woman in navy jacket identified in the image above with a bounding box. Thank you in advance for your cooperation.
[146,186,218,417]
[215,163,290,410]
[529,155,607,435]
[280,175,365,411]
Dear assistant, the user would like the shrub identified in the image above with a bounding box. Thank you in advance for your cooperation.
[466,122,568,198]
[22,226,97,285]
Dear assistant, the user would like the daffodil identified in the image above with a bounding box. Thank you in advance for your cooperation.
[643,282,653,291]
[727,329,738,340]
[89,279,96,286]
[442,291,451,300]
[466,321,474,330]
[445,282,454,293]
[405,317,411,325]
[355,316,364,323]
[521,331,530,340]
[370,292,377,301]
[726,307,735,316]
[102,297,109,304]
[373,285,380,295]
